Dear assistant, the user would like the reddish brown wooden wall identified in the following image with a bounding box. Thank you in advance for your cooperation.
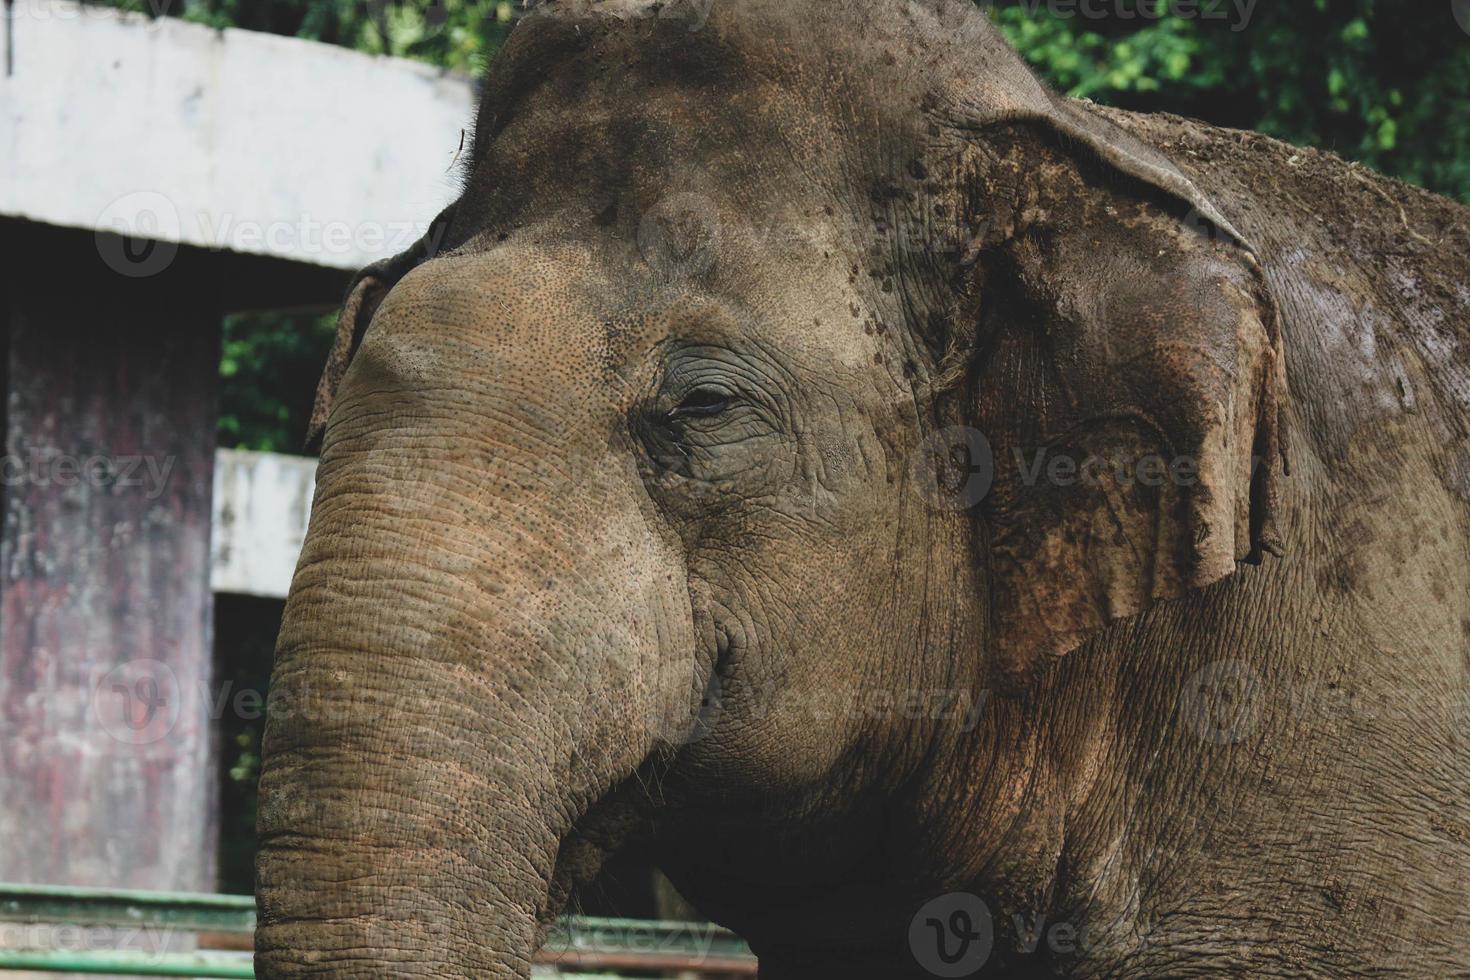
[0,224,221,890]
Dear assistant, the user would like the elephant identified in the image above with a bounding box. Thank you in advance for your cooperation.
[253,0,1470,976]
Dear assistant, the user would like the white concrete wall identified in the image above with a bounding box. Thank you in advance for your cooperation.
[210,449,317,599]
[1,0,475,270]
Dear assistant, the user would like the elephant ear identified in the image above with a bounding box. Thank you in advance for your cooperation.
[306,206,457,450]
[939,80,1287,686]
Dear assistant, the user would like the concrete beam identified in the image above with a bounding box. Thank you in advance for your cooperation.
[0,0,475,271]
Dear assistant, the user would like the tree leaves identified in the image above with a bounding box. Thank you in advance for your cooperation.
[985,0,1470,204]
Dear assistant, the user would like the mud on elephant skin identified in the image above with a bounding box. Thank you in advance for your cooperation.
[255,0,1470,976]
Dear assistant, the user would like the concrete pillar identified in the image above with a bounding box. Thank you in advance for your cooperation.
[0,222,220,892]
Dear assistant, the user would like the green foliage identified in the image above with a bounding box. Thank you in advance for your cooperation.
[213,596,284,893]
[89,0,519,74]
[218,311,337,452]
[987,0,1470,203]
[991,6,1230,99]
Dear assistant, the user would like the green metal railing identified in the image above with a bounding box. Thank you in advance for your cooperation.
[0,885,254,977]
[0,884,258,933]
[0,883,755,977]
[0,951,254,978]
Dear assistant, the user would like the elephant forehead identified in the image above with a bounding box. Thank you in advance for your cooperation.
[354,246,742,409]
[502,0,999,125]
[454,1,980,245]
[362,247,623,378]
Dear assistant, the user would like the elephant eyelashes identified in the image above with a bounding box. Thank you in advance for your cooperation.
[667,386,732,421]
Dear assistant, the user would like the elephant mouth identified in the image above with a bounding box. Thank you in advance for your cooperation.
[540,631,733,929]
[544,761,664,931]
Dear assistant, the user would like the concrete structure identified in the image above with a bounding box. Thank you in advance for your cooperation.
[210,450,317,600]
[0,0,475,896]
[2,0,473,271]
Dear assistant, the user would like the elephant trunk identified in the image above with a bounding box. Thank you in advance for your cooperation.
[254,427,700,977]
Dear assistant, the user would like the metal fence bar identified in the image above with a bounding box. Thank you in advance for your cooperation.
[0,884,256,934]
[0,884,758,976]
[0,949,254,977]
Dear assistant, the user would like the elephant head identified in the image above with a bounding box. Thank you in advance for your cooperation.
[256,0,1286,975]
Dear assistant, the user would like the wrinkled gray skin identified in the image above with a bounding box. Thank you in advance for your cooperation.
[255,1,1470,976]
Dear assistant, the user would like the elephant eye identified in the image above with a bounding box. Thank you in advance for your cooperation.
[667,386,731,421]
